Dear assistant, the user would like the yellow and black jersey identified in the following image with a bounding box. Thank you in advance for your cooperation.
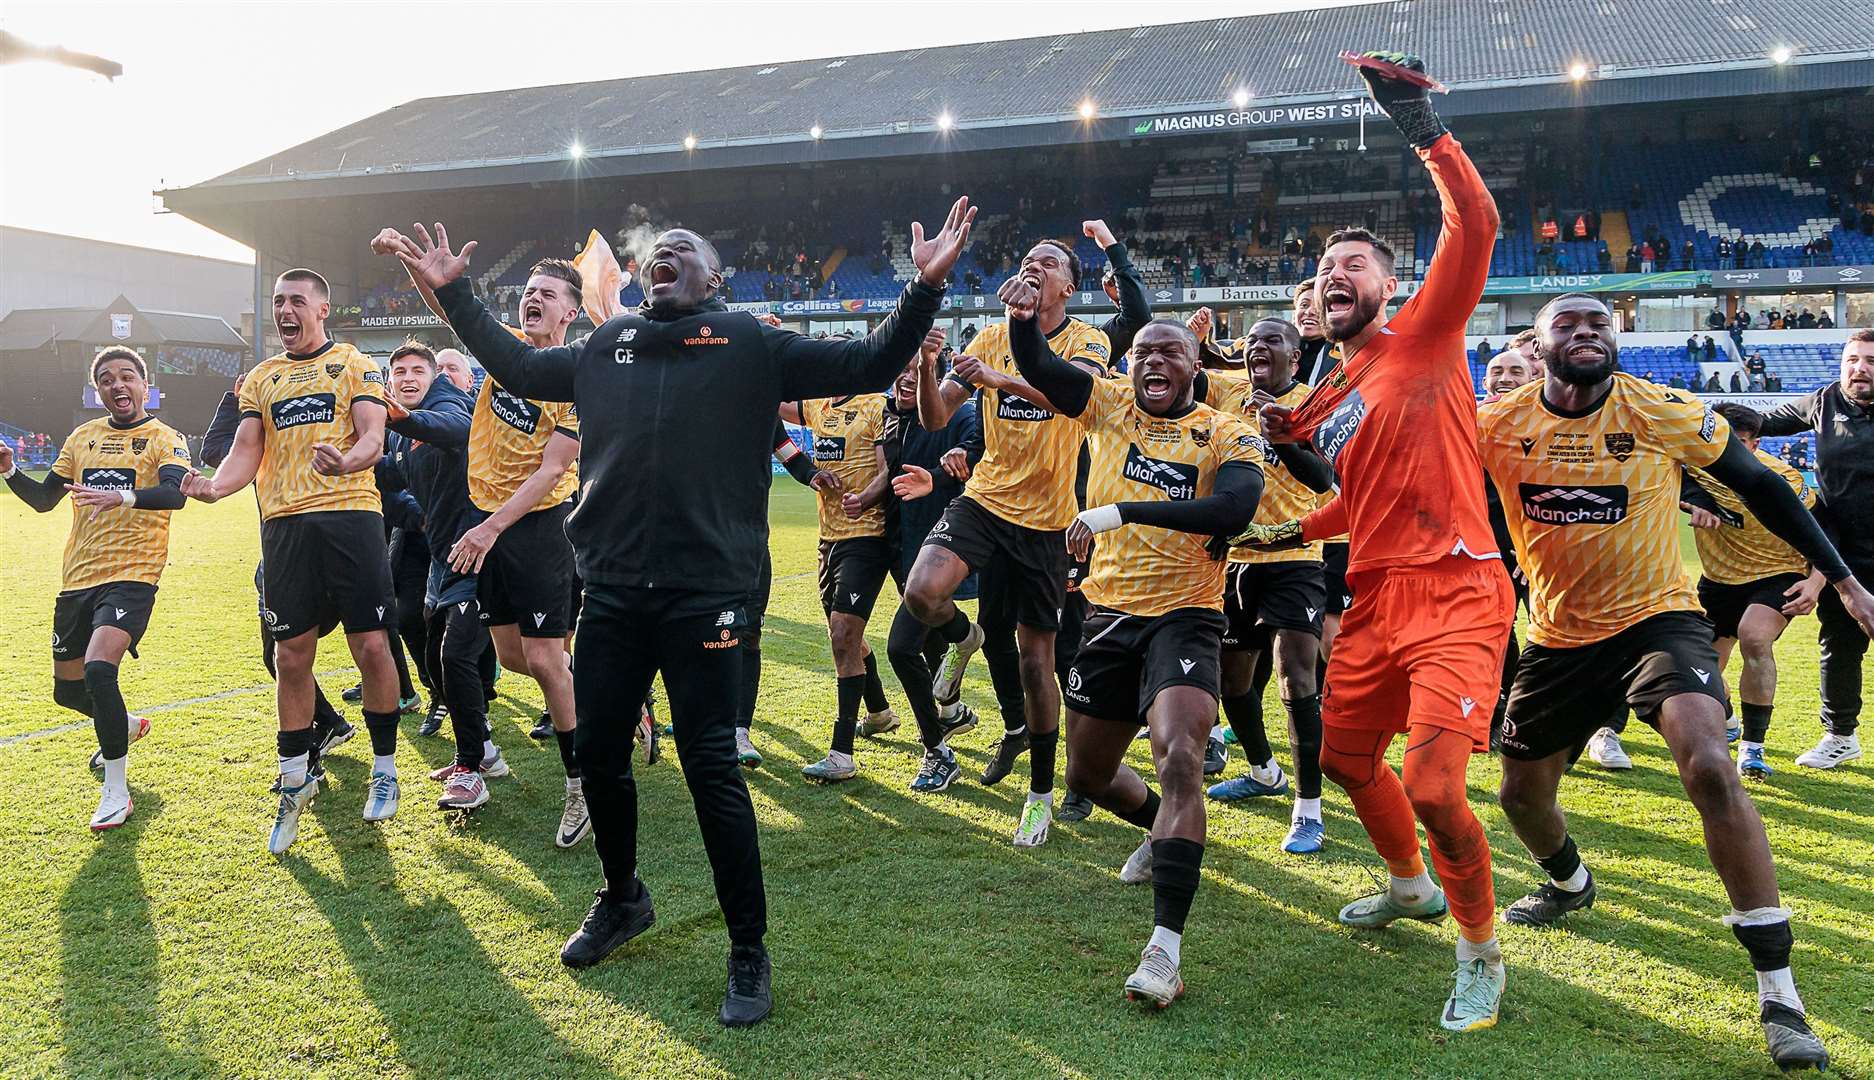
[800,395,888,541]
[952,318,1112,531]
[1075,377,1267,617]
[237,341,387,520]
[467,376,580,514]
[51,416,191,590]
[1687,447,1813,585]
[1477,374,1730,647]
[1203,373,1324,564]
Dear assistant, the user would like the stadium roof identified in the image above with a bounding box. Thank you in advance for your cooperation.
[0,297,247,352]
[163,0,1874,228]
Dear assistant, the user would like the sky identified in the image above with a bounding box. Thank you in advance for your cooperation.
[0,0,1366,263]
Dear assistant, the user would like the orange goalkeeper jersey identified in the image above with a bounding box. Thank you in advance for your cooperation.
[1289,134,1501,575]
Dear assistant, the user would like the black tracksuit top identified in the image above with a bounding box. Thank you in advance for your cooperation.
[435,277,942,596]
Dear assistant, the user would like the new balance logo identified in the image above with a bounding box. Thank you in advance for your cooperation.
[1179,658,1196,674]
[270,393,337,430]
[1693,667,1711,684]
[1122,445,1197,500]
[1459,696,1477,718]
[716,611,735,626]
[1519,483,1630,525]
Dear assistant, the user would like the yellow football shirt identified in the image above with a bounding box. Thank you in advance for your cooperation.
[954,318,1112,531]
[1687,447,1813,584]
[1076,377,1267,616]
[467,376,580,514]
[1203,373,1324,564]
[800,395,888,541]
[52,416,191,590]
[1477,374,1730,647]
[236,341,387,520]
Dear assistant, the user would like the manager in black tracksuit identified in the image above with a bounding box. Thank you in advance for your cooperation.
[1759,340,1874,756]
[391,202,974,1028]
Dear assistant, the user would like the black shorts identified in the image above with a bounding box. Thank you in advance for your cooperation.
[478,502,574,638]
[1223,560,1327,648]
[818,536,893,619]
[923,496,1067,632]
[52,581,158,662]
[260,510,394,640]
[1322,541,1353,615]
[1065,605,1227,724]
[1697,573,1805,640]
[1496,610,1728,761]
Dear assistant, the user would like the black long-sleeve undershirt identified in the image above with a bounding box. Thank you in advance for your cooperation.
[5,465,186,511]
[1094,241,1152,358]
[130,467,190,510]
[1702,432,1850,582]
[6,468,70,512]
[1117,461,1264,538]
[773,418,816,487]
[1188,369,1338,496]
[1006,312,1096,417]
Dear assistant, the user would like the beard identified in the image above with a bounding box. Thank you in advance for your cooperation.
[1324,292,1384,343]
[1550,344,1619,387]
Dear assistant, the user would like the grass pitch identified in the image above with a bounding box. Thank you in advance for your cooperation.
[1,485,1870,1079]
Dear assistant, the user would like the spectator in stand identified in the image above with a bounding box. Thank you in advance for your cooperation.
[1639,240,1656,273]
[1730,369,1745,392]
[1597,240,1611,272]
[1703,335,1719,363]
[1643,370,1658,383]
[1681,239,1696,269]
[1750,238,1767,266]
[1685,334,1700,362]
[1625,244,1640,273]
[1475,339,1493,367]
[1704,370,1724,393]
[1717,235,1733,268]
[1707,304,1727,330]
[1668,373,1688,390]
[1554,248,1571,273]
[1819,311,1835,329]
[1797,309,1817,329]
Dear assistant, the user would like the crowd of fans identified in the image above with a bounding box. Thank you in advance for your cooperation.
[3,432,56,468]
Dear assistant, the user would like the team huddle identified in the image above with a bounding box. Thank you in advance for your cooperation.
[9,53,1874,1065]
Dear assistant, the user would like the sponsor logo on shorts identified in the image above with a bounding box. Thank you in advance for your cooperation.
[1306,606,1319,620]
[375,606,385,619]
[534,613,546,628]
[271,393,337,430]
[51,632,60,646]
[996,392,1053,423]
[490,389,543,435]
[1692,667,1711,683]
[1459,696,1477,717]
[1065,668,1089,703]
[1122,445,1198,500]
[81,467,134,491]
[113,607,126,620]
[703,628,741,650]
[1519,483,1630,525]
[1603,432,1635,462]
[1179,658,1196,674]
[813,434,847,462]
[261,608,278,626]
[458,602,471,614]
[716,611,735,626]
[848,592,859,604]
[1313,389,1367,468]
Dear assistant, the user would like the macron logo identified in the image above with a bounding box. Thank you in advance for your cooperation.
[376,606,385,619]
[849,592,859,604]
[1459,696,1477,718]
[1180,658,1196,674]
[1306,607,1319,620]
[1693,668,1711,684]
[114,608,127,620]
[457,602,469,614]
[534,613,547,628]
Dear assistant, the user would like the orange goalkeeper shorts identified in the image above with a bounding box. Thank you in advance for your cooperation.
[1322,556,1515,750]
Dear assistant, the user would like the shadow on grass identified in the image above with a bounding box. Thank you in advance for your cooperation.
[58,790,220,1079]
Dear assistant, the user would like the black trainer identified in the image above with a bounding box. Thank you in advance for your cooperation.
[315,719,354,756]
[937,703,978,745]
[1203,736,1229,776]
[1502,875,1596,928]
[1057,789,1094,823]
[341,683,363,705]
[719,945,773,1028]
[418,700,448,738]
[530,710,554,740]
[1761,1001,1828,1072]
[560,883,655,968]
[980,727,1030,785]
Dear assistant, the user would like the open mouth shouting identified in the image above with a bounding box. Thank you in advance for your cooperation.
[109,388,136,412]
[277,317,302,347]
[646,258,680,294]
[1138,368,1174,404]
[1322,284,1356,322]
[522,298,545,327]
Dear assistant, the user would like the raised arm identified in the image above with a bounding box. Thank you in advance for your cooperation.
[1359,53,1497,335]
[1087,220,1152,355]
[1755,389,1821,438]
[391,222,579,402]
[773,197,971,403]
[1005,302,1094,418]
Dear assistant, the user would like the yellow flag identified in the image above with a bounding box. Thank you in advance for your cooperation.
[574,228,628,324]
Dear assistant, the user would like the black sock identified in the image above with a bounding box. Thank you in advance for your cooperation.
[1535,834,1585,888]
[555,726,580,778]
[1221,692,1271,767]
[888,605,943,747]
[53,677,96,718]
[938,609,972,644]
[1741,702,1774,743]
[1118,788,1161,831]
[277,726,319,761]
[83,660,129,760]
[1029,726,1057,795]
[1151,837,1205,934]
[391,633,416,700]
[1732,919,1793,972]
[833,674,864,754]
[1286,693,1323,799]
[362,708,399,758]
[861,652,889,714]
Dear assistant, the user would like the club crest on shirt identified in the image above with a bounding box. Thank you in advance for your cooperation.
[325,363,345,379]
[1603,432,1635,462]
[1190,426,1210,447]
[131,438,149,453]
